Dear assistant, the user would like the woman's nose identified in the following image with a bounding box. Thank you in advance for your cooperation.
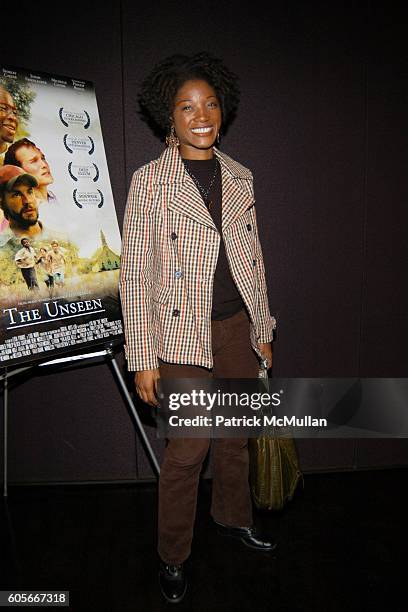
[195,104,210,121]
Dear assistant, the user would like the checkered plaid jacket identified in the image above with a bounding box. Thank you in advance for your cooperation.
[119,145,276,371]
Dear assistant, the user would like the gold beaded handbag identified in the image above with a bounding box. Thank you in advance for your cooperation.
[249,365,303,511]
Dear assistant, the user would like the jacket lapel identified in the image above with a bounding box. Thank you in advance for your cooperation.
[154,145,254,232]
[214,148,255,233]
[155,145,216,230]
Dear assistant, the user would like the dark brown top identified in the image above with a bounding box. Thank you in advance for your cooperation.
[183,157,245,320]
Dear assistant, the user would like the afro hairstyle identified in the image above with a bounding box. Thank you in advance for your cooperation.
[138,52,240,139]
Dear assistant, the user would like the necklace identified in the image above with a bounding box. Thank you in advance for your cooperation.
[183,158,218,211]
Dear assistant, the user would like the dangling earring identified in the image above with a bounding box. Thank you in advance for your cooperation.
[216,132,220,145]
[166,125,179,147]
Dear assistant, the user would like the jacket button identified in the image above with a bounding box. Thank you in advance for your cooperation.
[175,270,183,279]
[171,232,177,240]
[247,224,252,231]
[172,309,180,317]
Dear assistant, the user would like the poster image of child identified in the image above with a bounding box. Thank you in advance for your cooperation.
[14,236,39,291]
[47,240,65,288]
[36,246,54,295]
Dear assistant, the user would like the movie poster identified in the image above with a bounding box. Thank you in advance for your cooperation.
[0,66,123,366]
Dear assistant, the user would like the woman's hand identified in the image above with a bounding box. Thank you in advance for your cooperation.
[134,368,161,406]
[258,342,273,370]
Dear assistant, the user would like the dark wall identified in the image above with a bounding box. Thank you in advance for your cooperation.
[0,1,407,484]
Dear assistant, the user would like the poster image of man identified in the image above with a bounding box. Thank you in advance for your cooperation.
[0,86,19,232]
[0,85,18,162]
[0,165,40,238]
[0,164,68,300]
[4,138,57,205]
[0,165,68,246]
[14,237,39,291]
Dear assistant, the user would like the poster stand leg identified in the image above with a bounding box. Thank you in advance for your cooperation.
[1,346,160,497]
[3,367,7,499]
[105,347,161,477]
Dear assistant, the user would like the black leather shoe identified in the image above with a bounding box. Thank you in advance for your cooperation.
[159,560,187,604]
[215,521,277,552]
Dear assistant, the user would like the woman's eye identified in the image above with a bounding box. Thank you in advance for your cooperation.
[208,102,218,108]
[182,105,192,111]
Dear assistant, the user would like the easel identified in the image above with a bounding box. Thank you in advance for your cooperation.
[1,343,160,497]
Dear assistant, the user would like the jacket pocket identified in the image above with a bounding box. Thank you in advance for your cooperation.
[152,282,171,305]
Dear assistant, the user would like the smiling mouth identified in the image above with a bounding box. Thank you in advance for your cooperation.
[191,126,213,134]
[3,124,16,132]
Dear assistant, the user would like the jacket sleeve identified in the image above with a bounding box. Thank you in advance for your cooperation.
[248,203,277,343]
[119,167,158,371]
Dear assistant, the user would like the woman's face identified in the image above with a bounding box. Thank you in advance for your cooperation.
[171,79,222,159]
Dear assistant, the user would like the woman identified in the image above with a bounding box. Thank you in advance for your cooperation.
[120,52,276,603]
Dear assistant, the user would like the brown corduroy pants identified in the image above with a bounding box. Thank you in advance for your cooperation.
[158,308,260,565]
